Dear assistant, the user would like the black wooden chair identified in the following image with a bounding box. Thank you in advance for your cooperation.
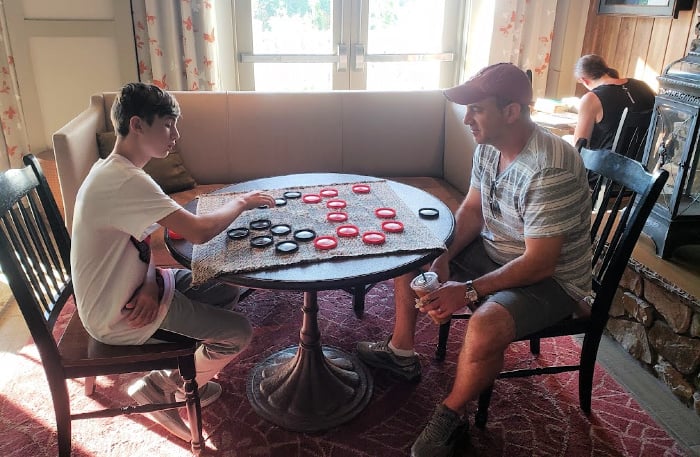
[435,147,668,427]
[611,107,652,162]
[0,155,204,456]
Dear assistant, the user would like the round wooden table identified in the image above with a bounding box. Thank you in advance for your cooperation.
[166,173,455,432]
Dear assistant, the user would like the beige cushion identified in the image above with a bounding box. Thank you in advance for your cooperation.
[96,131,196,193]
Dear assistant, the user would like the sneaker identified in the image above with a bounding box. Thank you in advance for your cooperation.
[174,381,222,408]
[128,377,193,442]
[148,370,222,408]
[356,335,421,382]
[411,404,469,457]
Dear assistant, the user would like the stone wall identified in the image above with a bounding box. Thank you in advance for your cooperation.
[607,259,700,415]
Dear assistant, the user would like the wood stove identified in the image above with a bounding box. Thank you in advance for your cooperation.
[641,45,700,259]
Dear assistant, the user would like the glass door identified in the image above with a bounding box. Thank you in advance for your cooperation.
[234,0,464,91]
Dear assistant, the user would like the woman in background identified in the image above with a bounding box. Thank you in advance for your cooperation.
[573,54,655,150]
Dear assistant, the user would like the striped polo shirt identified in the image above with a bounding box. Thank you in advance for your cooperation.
[471,125,592,301]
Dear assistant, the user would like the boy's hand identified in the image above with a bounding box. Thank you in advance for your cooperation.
[123,282,160,328]
[238,191,276,211]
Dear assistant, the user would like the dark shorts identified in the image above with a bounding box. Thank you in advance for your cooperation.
[449,239,578,339]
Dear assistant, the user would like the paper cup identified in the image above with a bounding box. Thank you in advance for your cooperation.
[410,272,449,324]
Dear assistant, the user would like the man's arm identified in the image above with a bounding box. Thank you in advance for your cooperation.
[430,186,484,280]
[472,234,564,296]
[420,234,565,317]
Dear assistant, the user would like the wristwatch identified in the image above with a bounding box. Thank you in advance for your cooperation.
[464,280,479,306]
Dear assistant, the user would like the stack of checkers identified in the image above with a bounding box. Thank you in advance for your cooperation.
[191,180,446,284]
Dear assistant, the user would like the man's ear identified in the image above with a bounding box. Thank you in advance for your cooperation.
[503,103,522,123]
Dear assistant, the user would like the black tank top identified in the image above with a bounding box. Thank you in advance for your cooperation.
[589,78,656,149]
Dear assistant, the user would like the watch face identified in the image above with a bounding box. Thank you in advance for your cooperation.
[465,282,478,303]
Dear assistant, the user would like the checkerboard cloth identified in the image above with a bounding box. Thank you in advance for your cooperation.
[191,180,446,285]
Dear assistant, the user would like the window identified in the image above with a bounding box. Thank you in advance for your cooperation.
[232,0,465,91]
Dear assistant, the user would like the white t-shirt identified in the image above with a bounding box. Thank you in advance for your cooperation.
[71,154,180,345]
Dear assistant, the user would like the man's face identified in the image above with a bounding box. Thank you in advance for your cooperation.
[463,96,509,145]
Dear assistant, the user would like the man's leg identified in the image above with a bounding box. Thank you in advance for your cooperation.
[443,301,515,414]
[410,301,514,457]
[412,278,578,457]
[356,271,423,381]
[391,272,421,349]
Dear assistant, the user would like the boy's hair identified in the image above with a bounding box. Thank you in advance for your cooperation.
[111,82,180,136]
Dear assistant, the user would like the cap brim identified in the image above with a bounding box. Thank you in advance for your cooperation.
[443,84,486,105]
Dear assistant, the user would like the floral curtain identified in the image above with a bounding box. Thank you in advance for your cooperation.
[484,0,558,100]
[131,0,220,91]
[0,2,30,171]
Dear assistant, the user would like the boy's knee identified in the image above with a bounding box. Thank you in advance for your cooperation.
[226,314,253,350]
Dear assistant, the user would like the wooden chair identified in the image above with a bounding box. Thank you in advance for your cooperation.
[434,147,668,428]
[611,107,652,162]
[0,155,204,456]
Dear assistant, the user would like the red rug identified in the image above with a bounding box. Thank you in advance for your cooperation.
[0,281,689,456]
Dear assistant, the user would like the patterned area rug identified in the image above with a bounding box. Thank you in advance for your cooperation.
[0,282,689,457]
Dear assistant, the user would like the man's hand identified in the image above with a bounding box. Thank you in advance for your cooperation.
[123,281,160,328]
[417,280,470,322]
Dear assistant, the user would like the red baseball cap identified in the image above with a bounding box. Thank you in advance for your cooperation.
[443,63,532,106]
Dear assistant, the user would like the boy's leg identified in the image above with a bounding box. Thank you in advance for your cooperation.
[128,271,253,441]
[156,270,253,386]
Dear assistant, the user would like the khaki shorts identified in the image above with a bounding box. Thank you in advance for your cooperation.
[449,239,579,339]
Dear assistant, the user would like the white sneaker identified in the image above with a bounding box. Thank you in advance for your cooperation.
[174,381,222,408]
[127,377,193,442]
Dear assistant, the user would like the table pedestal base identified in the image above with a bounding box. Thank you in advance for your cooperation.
[247,344,372,432]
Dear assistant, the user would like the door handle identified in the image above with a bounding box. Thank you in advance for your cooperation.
[353,44,365,71]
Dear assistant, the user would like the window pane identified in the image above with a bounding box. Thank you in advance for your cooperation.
[251,0,333,90]
[367,0,446,54]
[254,63,332,91]
[366,62,441,91]
[366,0,447,90]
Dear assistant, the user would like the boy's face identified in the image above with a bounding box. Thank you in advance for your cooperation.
[139,114,180,158]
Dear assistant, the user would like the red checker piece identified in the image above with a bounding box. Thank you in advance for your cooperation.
[314,235,338,250]
[336,225,360,237]
[362,231,386,245]
[375,207,396,219]
[167,228,184,240]
[352,184,371,194]
[302,194,322,203]
[319,188,339,198]
[326,199,347,209]
[381,221,404,233]
[327,212,348,222]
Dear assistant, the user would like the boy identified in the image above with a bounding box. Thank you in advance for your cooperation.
[71,82,275,441]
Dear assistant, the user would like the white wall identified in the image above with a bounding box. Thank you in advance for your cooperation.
[5,0,137,153]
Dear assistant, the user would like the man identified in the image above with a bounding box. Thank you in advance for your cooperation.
[71,82,275,441]
[356,63,592,457]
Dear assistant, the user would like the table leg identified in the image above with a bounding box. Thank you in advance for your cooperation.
[246,290,373,432]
